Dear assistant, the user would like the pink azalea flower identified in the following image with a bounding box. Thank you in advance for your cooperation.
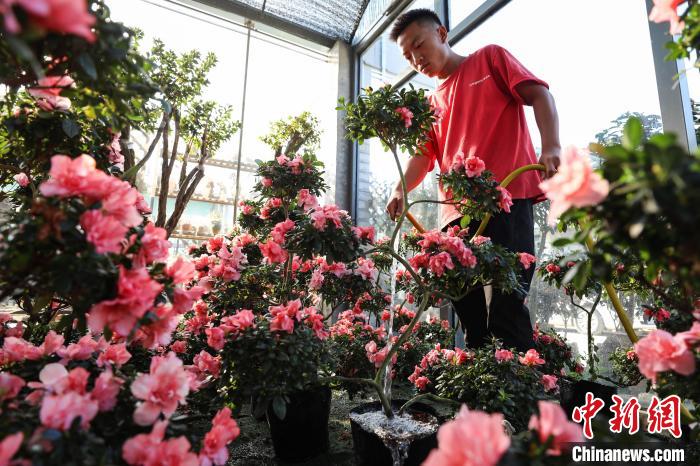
[91,369,123,412]
[352,225,376,243]
[135,192,152,214]
[0,373,26,404]
[496,186,513,213]
[166,256,196,285]
[40,391,99,430]
[122,420,199,466]
[13,172,29,187]
[80,209,127,254]
[464,155,486,177]
[0,432,23,466]
[354,257,379,281]
[259,239,288,264]
[199,407,240,466]
[206,236,224,254]
[528,401,583,455]
[395,106,414,128]
[98,177,143,228]
[494,349,514,363]
[415,376,430,391]
[261,177,273,187]
[270,219,295,244]
[241,203,254,215]
[39,154,99,198]
[297,189,318,211]
[193,351,221,378]
[39,330,64,356]
[519,349,545,366]
[541,374,559,392]
[545,263,561,274]
[539,146,610,226]
[107,132,124,166]
[57,334,98,361]
[96,342,131,368]
[309,205,346,231]
[470,235,491,246]
[649,0,685,35]
[634,329,696,382]
[172,286,205,315]
[309,268,325,290]
[205,327,225,351]
[428,251,454,277]
[130,352,191,426]
[676,321,700,347]
[269,303,299,333]
[518,252,537,270]
[88,265,163,336]
[171,341,187,354]
[423,406,510,466]
[27,75,74,110]
[30,0,95,42]
[2,337,42,362]
[132,223,170,267]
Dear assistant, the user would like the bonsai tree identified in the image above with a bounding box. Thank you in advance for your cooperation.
[124,39,240,236]
[337,84,536,418]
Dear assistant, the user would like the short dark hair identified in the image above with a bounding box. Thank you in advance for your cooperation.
[389,9,442,42]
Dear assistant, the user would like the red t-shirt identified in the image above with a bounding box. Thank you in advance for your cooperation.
[421,44,547,229]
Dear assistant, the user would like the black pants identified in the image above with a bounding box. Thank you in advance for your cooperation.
[446,199,536,352]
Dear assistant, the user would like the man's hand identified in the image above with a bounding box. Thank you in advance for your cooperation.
[386,188,404,221]
[538,148,561,179]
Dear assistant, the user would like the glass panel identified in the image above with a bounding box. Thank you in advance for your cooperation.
[356,0,439,238]
[110,0,338,240]
[451,0,662,385]
[243,30,338,205]
[448,0,486,28]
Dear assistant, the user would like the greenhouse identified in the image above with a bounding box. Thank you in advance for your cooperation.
[0,0,698,465]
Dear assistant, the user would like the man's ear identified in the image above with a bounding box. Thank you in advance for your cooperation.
[438,25,448,43]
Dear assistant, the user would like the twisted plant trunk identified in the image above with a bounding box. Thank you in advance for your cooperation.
[163,128,210,236]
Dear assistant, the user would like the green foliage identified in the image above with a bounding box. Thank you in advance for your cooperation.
[259,111,321,156]
[0,1,158,131]
[430,340,546,432]
[338,84,436,156]
[608,346,645,388]
[399,230,526,307]
[219,316,331,417]
[439,167,505,223]
[532,325,579,377]
[581,119,700,310]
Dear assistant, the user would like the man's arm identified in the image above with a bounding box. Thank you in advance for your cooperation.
[516,82,561,179]
[385,153,432,220]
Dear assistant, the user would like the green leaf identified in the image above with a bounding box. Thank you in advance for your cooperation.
[62,119,80,138]
[622,117,643,150]
[272,396,286,420]
[551,237,573,248]
[77,53,98,80]
[460,215,471,228]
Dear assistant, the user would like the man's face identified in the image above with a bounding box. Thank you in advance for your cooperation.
[397,20,449,78]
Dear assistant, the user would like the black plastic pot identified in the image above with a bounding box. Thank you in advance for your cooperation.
[350,400,440,466]
[266,385,332,463]
[560,378,617,420]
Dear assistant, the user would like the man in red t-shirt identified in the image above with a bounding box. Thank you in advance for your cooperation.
[385,9,561,352]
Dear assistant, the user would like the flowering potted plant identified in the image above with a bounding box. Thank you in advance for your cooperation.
[407,339,547,432]
[0,3,240,464]
[537,255,618,417]
[537,93,700,434]
[180,113,379,461]
[337,84,538,464]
